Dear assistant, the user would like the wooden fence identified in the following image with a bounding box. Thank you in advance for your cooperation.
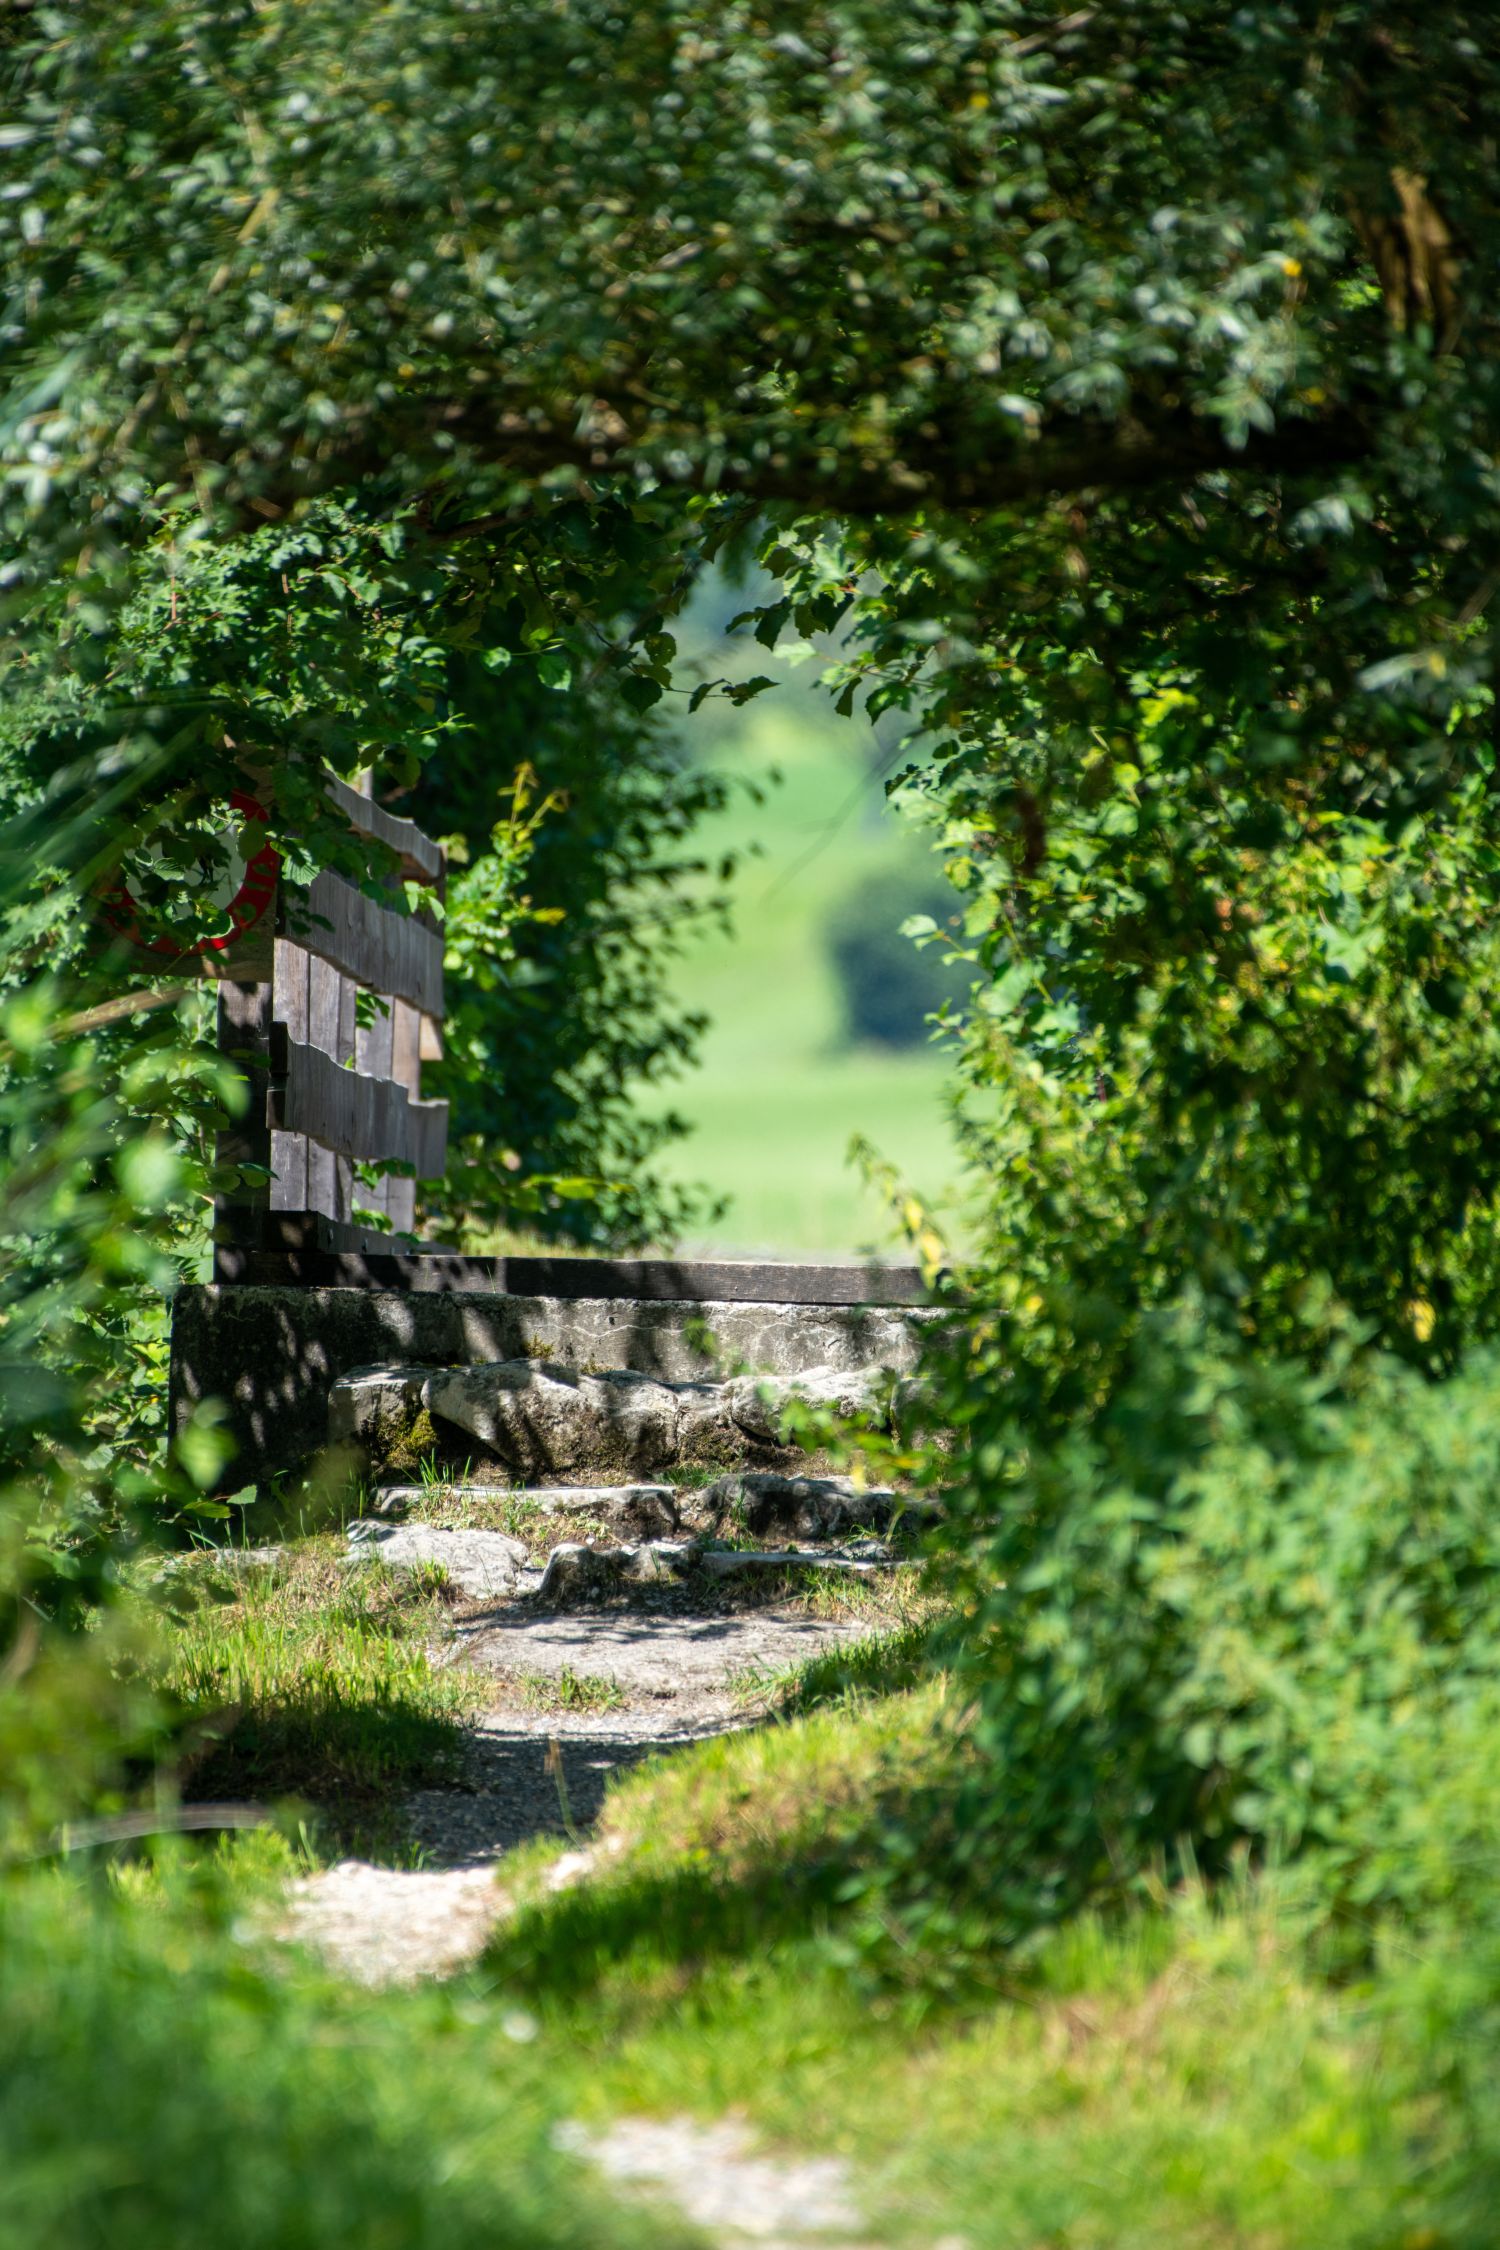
[213,778,448,1278]
[206,777,926,1310]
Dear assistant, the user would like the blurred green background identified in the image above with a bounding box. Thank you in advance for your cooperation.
[635,575,972,1258]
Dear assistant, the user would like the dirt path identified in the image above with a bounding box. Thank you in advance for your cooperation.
[278,1585,875,1979]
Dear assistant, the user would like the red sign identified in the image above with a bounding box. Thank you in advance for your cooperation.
[97,790,280,963]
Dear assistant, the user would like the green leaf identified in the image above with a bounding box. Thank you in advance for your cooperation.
[620,673,664,713]
[115,1135,182,1212]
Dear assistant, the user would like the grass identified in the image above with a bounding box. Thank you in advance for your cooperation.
[153,1542,481,1857]
[122,1482,1494,2248]
[751,1616,942,1711]
[534,1885,1434,2250]
[399,1484,615,1558]
[0,1863,692,2250]
[743,1559,935,1625]
[473,1652,1496,2250]
[489,1679,961,2008]
[517,1667,627,1716]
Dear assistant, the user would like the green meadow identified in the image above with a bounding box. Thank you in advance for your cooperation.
[640,608,971,1259]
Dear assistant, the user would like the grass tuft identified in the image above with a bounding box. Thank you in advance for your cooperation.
[517,1668,627,1716]
[0,1868,688,2250]
[155,1542,481,1857]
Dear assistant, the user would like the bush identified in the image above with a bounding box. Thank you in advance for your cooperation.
[0,1870,679,2250]
[879,1321,1500,1963]
[824,857,969,1049]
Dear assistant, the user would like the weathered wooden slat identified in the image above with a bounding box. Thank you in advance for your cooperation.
[304,953,352,1222]
[213,980,274,1249]
[385,998,423,1235]
[390,998,422,1092]
[269,938,309,1213]
[270,1026,448,1177]
[257,1211,447,1257]
[353,994,395,1221]
[290,871,444,1018]
[356,992,395,1082]
[211,1247,931,1304]
[326,775,444,885]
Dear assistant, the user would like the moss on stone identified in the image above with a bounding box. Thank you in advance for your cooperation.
[376,1405,441,1478]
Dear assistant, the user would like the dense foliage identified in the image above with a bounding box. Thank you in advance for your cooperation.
[423,590,743,1248]
[7,0,1500,2007]
[854,1330,1500,1961]
[6,2,1494,551]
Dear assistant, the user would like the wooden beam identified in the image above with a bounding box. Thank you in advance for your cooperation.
[289,870,444,1018]
[304,948,353,1222]
[269,1025,449,1177]
[385,998,423,1234]
[213,980,273,1249]
[325,776,445,886]
[269,937,309,1214]
[501,1255,934,1306]
[353,992,395,1222]
[210,1246,932,1304]
[257,1211,447,1256]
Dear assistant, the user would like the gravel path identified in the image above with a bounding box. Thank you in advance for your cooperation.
[561,2116,889,2250]
[405,1714,729,1866]
[277,1587,873,1980]
[277,1862,508,1986]
[455,1596,867,1713]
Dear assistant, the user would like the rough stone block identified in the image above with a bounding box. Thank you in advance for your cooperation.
[696,1472,911,1541]
[345,1521,528,1599]
[529,1535,902,1603]
[724,1366,889,1446]
[694,1548,888,1581]
[426,1362,682,1478]
[170,1283,928,1491]
[332,1358,895,1482]
[327,1365,428,1449]
[533,1541,688,1602]
[369,1482,681,1538]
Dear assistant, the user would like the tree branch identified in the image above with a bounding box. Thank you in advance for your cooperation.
[398,399,1372,538]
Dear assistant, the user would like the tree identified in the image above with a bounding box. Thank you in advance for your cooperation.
[7,0,1500,1918]
[4,4,1493,549]
[3,0,1496,1359]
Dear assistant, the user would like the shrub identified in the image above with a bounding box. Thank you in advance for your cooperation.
[0,1870,679,2250]
[877,1321,1500,1963]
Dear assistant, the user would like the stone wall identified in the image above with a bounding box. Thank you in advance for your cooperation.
[168,1284,933,1491]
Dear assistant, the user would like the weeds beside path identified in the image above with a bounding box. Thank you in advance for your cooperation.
[132,1517,1500,2250]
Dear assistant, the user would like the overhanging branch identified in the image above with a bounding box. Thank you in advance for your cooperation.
[211,373,1374,541]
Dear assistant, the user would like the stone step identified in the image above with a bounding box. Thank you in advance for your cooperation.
[367,1471,937,1546]
[331,1358,892,1482]
[533,1539,910,1604]
[346,1520,529,1599]
[343,1518,914,1605]
[693,1471,939,1542]
[368,1481,681,1539]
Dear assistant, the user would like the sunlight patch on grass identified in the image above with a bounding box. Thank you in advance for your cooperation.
[154,1541,481,1856]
